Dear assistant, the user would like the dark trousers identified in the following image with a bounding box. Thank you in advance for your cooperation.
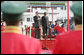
[42,26,47,35]
[35,26,40,39]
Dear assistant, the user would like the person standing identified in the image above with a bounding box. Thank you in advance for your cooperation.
[55,21,58,26]
[33,11,40,39]
[19,21,24,35]
[41,12,49,36]
[1,1,42,54]
[1,20,6,32]
[52,1,82,54]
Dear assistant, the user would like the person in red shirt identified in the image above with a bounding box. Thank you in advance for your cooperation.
[26,23,35,37]
[27,26,35,37]
[52,1,82,54]
[1,21,5,32]
[54,25,66,34]
[61,23,67,32]
[1,25,5,32]
[26,26,30,34]
[31,26,35,37]
[31,23,35,37]
[1,1,42,54]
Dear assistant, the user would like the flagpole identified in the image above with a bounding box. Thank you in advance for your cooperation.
[67,1,69,31]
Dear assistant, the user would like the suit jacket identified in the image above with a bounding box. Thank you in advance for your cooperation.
[33,16,40,27]
[41,16,49,27]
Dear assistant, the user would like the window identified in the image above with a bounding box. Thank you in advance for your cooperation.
[27,18,30,22]
[61,7,63,10]
[41,8,46,10]
[31,18,33,22]
[34,8,37,10]
[65,6,66,10]
[53,7,57,10]
[27,18,34,22]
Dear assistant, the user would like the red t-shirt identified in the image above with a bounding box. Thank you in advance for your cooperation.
[1,26,5,32]
[1,33,42,54]
[28,26,30,30]
[52,30,82,54]
[54,25,66,33]
[27,26,35,37]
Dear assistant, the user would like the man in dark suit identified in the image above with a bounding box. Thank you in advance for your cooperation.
[41,12,49,36]
[33,11,40,39]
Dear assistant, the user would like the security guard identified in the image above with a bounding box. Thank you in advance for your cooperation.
[52,1,82,54]
[1,1,42,54]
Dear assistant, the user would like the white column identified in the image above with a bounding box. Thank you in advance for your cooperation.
[30,6,32,38]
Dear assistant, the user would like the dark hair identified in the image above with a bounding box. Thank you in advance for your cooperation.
[44,12,47,15]
[2,13,23,25]
[2,13,23,22]
[61,24,64,28]
[74,15,82,25]
[1,23,4,26]
[36,11,38,14]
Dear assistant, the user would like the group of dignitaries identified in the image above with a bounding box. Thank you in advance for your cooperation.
[1,1,82,54]
[33,11,49,39]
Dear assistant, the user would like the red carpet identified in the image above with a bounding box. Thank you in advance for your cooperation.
[40,40,55,49]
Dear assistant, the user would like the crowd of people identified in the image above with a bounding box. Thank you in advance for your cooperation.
[1,1,83,54]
